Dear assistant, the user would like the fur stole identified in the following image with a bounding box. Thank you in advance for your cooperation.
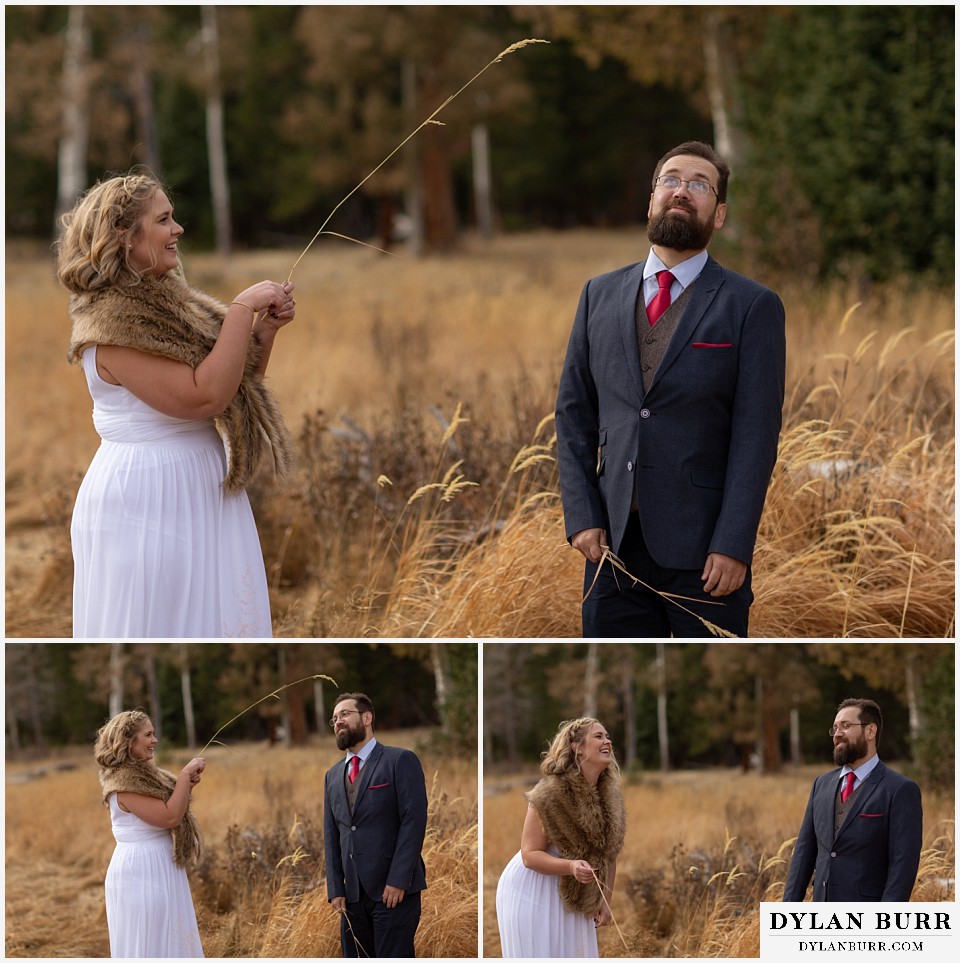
[67,274,294,494]
[525,769,626,916]
[99,759,203,867]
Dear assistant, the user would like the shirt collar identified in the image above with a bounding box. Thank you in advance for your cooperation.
[840,753,880,785]
[347,736,378,766]
[643,248,709,291]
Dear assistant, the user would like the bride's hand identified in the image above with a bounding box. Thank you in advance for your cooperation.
[569,859,596,884]
[595,904,613,928]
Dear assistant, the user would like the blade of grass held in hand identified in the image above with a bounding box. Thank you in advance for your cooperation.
[200,673,338,754]
[287,39,549,280]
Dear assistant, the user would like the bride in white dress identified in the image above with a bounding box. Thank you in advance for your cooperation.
[96,710,206,958]
[496,717,626,958]
[58,171,296,638]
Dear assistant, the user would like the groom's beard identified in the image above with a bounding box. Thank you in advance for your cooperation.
[647,202,714,251]
[833,732,867,767]
[336,719,365,751]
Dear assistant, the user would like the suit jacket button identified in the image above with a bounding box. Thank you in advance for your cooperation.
[830,851,836,857]
[640,408,651,419]
[627,461,634,471]
[351,826,357,831]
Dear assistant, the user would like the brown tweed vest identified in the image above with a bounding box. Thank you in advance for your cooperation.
[834,774,864,835]
[346,757,362,812]
[635,281,697,393]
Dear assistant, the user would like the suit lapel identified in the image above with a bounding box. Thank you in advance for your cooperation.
[816,769,841,840]
[645,256,723,396]
[350,743,384,818]
[617,262,645,402]
[334,757,351,814]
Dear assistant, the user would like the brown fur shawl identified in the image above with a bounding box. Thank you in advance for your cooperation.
[99,759,202,867]
[67,274,293,494]
[525,769,626,916]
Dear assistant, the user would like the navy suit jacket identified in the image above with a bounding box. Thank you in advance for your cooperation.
[783,760,923,902]
[556,255,786,569]
[324,742,428,905]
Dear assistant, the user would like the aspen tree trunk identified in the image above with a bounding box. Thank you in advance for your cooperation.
[904,649,921,747]
[790,704,801,766]
[278,645,291,747]
[7,699,22,754]
[180,644,197,749]
[431,644,450,737]
[202,6,232,256]
[621,646,637,769]
[314,677,327,738]
[702,9,746,201]
[24,645,45,748]
[656,642,670,772]
[109,643,125,718]
[130,17,161,173]
[56,6,90,226]
[144,646,162,740]
[583,643,599,718]
[754,674,764,776]
[471,123,493,240]
[502,649,518,764]
[401,59,424,256]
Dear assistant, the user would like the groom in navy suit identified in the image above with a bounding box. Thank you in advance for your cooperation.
[784,697,923,902]
[556,140,786,636]
[324,692,428,957]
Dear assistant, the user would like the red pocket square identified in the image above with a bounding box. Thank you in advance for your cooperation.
[368,783,390,789]
[859,812,884,817]
[692,342,733,348]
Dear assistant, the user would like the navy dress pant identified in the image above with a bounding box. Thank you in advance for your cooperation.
[581,512,752,638]
[341,883,421,958]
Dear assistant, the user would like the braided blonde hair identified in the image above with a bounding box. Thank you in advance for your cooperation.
[93,709,150,769]
[57,170,170,294]
[539,716,621,782]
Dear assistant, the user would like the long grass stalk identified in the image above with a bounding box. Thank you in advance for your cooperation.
[199,674,337,754]
[586,548,735,638]
[590,868,629,951]
[286,39,548,279]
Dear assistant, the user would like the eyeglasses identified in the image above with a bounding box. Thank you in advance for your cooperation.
[829,722,865,736]
[655,175,718,198]
[329,709,360,729]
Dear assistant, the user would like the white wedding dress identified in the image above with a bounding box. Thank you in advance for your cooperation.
[104,793,204,958]
[71,346,272,637]
[496,848,598,958]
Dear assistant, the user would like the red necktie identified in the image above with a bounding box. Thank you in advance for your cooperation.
[840,771,855,803]
[646,270,676,326]
[348,756,360,784]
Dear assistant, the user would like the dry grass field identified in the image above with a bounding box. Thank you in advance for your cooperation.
[4,230,954,636]
[483,766,955,958]
[4,730,477,957]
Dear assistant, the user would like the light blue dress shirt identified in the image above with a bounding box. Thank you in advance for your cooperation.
[642,248,708,310]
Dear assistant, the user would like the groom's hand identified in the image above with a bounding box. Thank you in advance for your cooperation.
[382,885,406,909]
[572,528,608,562]
[331,897,347,914]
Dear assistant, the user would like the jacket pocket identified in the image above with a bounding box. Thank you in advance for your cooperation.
[691,466,725,490]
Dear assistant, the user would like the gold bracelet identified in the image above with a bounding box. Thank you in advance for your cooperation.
[229,299,257,314]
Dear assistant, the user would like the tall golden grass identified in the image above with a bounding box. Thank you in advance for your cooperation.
[4,732,477,958]
[4,231,953,636]
[483,766,955,958]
